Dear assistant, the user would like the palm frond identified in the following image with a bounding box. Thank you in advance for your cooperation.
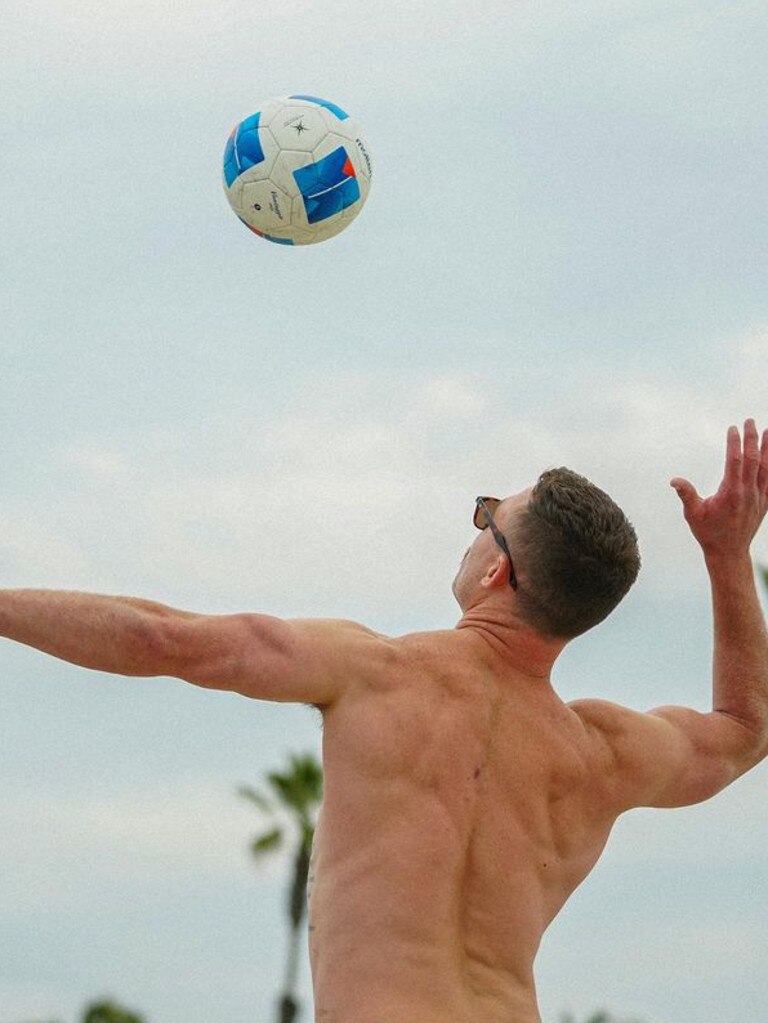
[251,827,284,857]
[237,784,273,813]
[267,753,323,815]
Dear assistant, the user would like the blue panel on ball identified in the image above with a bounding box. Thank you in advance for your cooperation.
[288,94,349,120]
[264,234,295,245]
[293,146,360,224]
[223,112,265,187]
[223,136,237,187]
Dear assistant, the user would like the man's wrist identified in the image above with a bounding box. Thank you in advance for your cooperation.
[703,550,755,574]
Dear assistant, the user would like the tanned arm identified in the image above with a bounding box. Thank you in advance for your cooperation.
[0,589,387,707]
[0,591,192,676]
[667,420,768,756]
[574,419,768,809]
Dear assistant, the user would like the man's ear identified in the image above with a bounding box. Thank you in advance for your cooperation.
[480,554,509,590]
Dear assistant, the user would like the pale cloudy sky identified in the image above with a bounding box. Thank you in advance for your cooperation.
[1,1,767,1022]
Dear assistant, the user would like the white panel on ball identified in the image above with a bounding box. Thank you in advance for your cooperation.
[239,180,293,233]
[269,150,313,198]
[268,104,329,154]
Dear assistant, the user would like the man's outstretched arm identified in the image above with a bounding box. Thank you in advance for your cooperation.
[0,589,387,707]
[573,419,768,809]
[0,590,195,676]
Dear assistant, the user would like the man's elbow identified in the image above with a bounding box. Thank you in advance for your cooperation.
[709,709,768,784]
[119,609,178,677]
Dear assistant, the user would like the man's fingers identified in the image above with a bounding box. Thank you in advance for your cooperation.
[759,427,768,493]
[724,423,742,486]
[743,418,760,485]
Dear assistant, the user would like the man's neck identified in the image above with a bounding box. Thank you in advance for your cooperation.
[454,607,567,681]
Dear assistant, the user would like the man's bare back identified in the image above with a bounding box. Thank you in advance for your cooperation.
[1,420,766,1023]
[309,628,619,1023]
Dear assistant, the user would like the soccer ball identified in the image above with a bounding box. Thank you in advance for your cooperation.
[222,94,373,246]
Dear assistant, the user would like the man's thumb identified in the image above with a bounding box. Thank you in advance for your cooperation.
[670,477,699,507]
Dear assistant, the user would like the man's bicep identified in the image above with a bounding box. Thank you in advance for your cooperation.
[164,612,381,707]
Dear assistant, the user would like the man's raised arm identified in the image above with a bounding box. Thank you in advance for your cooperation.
[0,589,386,707]
[573,419,768,809]
[668,419,768,752]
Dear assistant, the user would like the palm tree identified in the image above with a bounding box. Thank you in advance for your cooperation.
[239,752,324,1023]
[17,998,144,1023]
[81,1000,145,1023]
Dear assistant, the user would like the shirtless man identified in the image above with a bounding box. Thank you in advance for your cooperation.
[2,419,767,1023]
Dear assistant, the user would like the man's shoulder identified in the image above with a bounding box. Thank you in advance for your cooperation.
[565,698,644,775]
[287,617,397,662]
[293,620,454,657]
[296,622,460,704]
[289,617,384,641]
[567,697,636,733]
[288,617,409,675]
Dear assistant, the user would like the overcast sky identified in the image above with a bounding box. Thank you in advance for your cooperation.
[1,1,767,1022]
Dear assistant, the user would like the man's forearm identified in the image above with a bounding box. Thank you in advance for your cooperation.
[707,555,768,747]
[0,590,195,676]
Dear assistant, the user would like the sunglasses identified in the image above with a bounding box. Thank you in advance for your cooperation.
[474,496,518,590]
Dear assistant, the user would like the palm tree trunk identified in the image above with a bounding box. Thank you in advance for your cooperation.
[276,842,311,1023]
[278,993,299,1023]
[278,931,302,1023]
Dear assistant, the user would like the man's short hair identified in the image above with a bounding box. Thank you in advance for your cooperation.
[512,468,640,639]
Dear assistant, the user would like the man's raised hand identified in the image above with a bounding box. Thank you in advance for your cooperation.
[670,419,768,558]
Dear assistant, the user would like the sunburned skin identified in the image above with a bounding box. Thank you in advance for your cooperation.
[307,626,618,1023]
